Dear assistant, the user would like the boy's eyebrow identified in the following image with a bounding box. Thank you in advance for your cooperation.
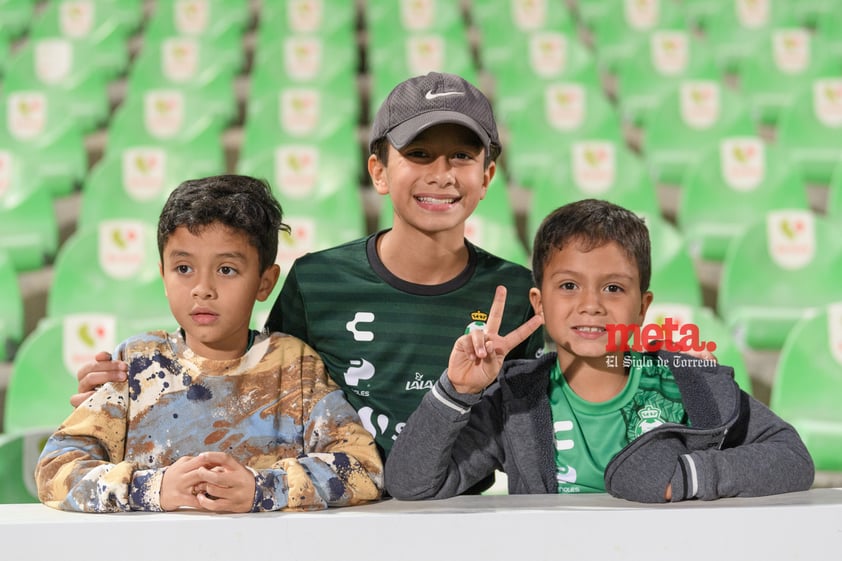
[167,249,249,261]
[549,269,637,282]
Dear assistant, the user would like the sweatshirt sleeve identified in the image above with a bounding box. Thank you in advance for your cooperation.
[34,380,167,512]
[669,392,815,502]
[250,351,384,511]
[385,372,505,500]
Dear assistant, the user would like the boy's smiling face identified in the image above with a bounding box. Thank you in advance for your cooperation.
[160,223,279,360]
[530,239,653,372]
[369,123,494,238]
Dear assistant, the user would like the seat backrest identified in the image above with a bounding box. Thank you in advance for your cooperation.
[677,136,811,261]
[769,302,842,470]
[0,430,51,503]
[718,209,842,349]
[642,211,703,308]
[0,248,23,360]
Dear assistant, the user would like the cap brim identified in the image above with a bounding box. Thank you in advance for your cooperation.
[385,110,491,152]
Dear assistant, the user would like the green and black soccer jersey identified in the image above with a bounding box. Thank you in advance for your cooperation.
[266,231,545,456]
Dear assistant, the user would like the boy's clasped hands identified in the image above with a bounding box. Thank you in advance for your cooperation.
[160,452,256,513]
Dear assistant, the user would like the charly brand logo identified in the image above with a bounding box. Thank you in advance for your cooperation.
[605,317,718,353]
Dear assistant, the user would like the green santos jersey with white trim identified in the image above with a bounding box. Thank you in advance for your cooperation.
[266,231,545,457]
[548,352,687,494]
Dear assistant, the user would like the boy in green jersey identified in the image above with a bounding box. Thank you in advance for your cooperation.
[385,199,814,502]
[71,72,545,462]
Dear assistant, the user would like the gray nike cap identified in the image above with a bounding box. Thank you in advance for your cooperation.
[368,72,501,159]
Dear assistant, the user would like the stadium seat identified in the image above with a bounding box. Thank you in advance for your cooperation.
[0,249,23,361]
[814,5,842,60]
[0,90,87,198]
[0,430,50,503]
[718,210,842,350]
[642,302,753,394]
[642,80,756,187]
[504,81,624,191]
[0,0,35,40]
[702,0,796,74]
[642,211,704,307]
[77,148,201,231]
[379,167,530,267]
[827,160,842,221]
[257,0,356,41]
[614,30,720,126]
[790,0,836,28]
[526,139,661,244]
[3,37,111,132]
[677,136,810,262]
[366,0,465,37]
[738,28,838,126]
[0,148,59,272]
[776,78,842,186]
[587,0,688,76]
[28,0,142,79]
[3,314,123,433]
[0,32,9,77]
[46,220,173,329]
[770,302,842,472]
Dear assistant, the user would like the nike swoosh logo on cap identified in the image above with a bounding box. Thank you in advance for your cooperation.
[425,90,465,100]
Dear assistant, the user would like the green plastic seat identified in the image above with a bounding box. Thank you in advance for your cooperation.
[105,88,227,177]
[739,29,838,126]
[4,313,145,433]
[770,302,842,472]
[0,429,51,503]
[790,0,836,28]
[641,211,703,308]
[0,0,35,40]
[615,29,720,126]
[677,137,810,262]
[642,302,753,394]
[0,249,23,361]
[827,160,842,221]
[3,37,110,132]
[367,0,465,37]
[0,32,9,77]
[776,78,842,186]
[0,90,87,198]
[718,210,842,350]
[77,148,203,232]
[702,0,796,74]
[642,80,756,187]
[46,220,173,328]
[587,0,688,75]
[504,81,624,191]
[0,148,59,272]
[379,167,529,267]
[126,36,240,129]
[814,5,842,60]
[526,139,661,245]
[257,0,356,42]
[28,0,142,79]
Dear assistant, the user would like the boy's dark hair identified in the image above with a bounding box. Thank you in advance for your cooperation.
[157,174,290,272]
[531,199,651,292]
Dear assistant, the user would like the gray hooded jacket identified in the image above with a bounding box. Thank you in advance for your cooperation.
[385,351,814,502]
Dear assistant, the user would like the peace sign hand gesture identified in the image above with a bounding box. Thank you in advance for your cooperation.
[447,285,544,395]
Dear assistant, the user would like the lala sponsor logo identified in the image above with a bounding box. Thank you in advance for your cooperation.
[35,39,73,85]
[143,90,185,138]
[407,35,445,75]
[813,79,842,128]
[63,314,116,375]
[162,37,200,82]
[276,216,315,272]
[680,81,720,129]
[405,372,435,391]
[625,0,659,31]
[59,0,94,38]
[720,137,765,191]
[174,0,209,35]
[511,0,547,31]
[545,82,585,131]
[400,0,435,31]
[737,0,770,29]
[122,147,167,201]
[98,220,146,279]
[274,146,318,198]
[288,0,324,33]
[773,29,810,74]
[651,30,689,76]
[529,32,568,78]
[8,92,46,140]
[766,210,815,270]
[284,36,322,80]
[280,89,320,135]
[605,317,717,353]
[572,141,616,193]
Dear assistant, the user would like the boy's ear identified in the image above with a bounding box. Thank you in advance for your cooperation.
[257,264,281,302]
[368,154,388,195]
[529,287,543,317]
[639,290,654,322]
[479,159,495,201]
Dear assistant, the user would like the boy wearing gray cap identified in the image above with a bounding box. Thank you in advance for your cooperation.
[73,73,545,467]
